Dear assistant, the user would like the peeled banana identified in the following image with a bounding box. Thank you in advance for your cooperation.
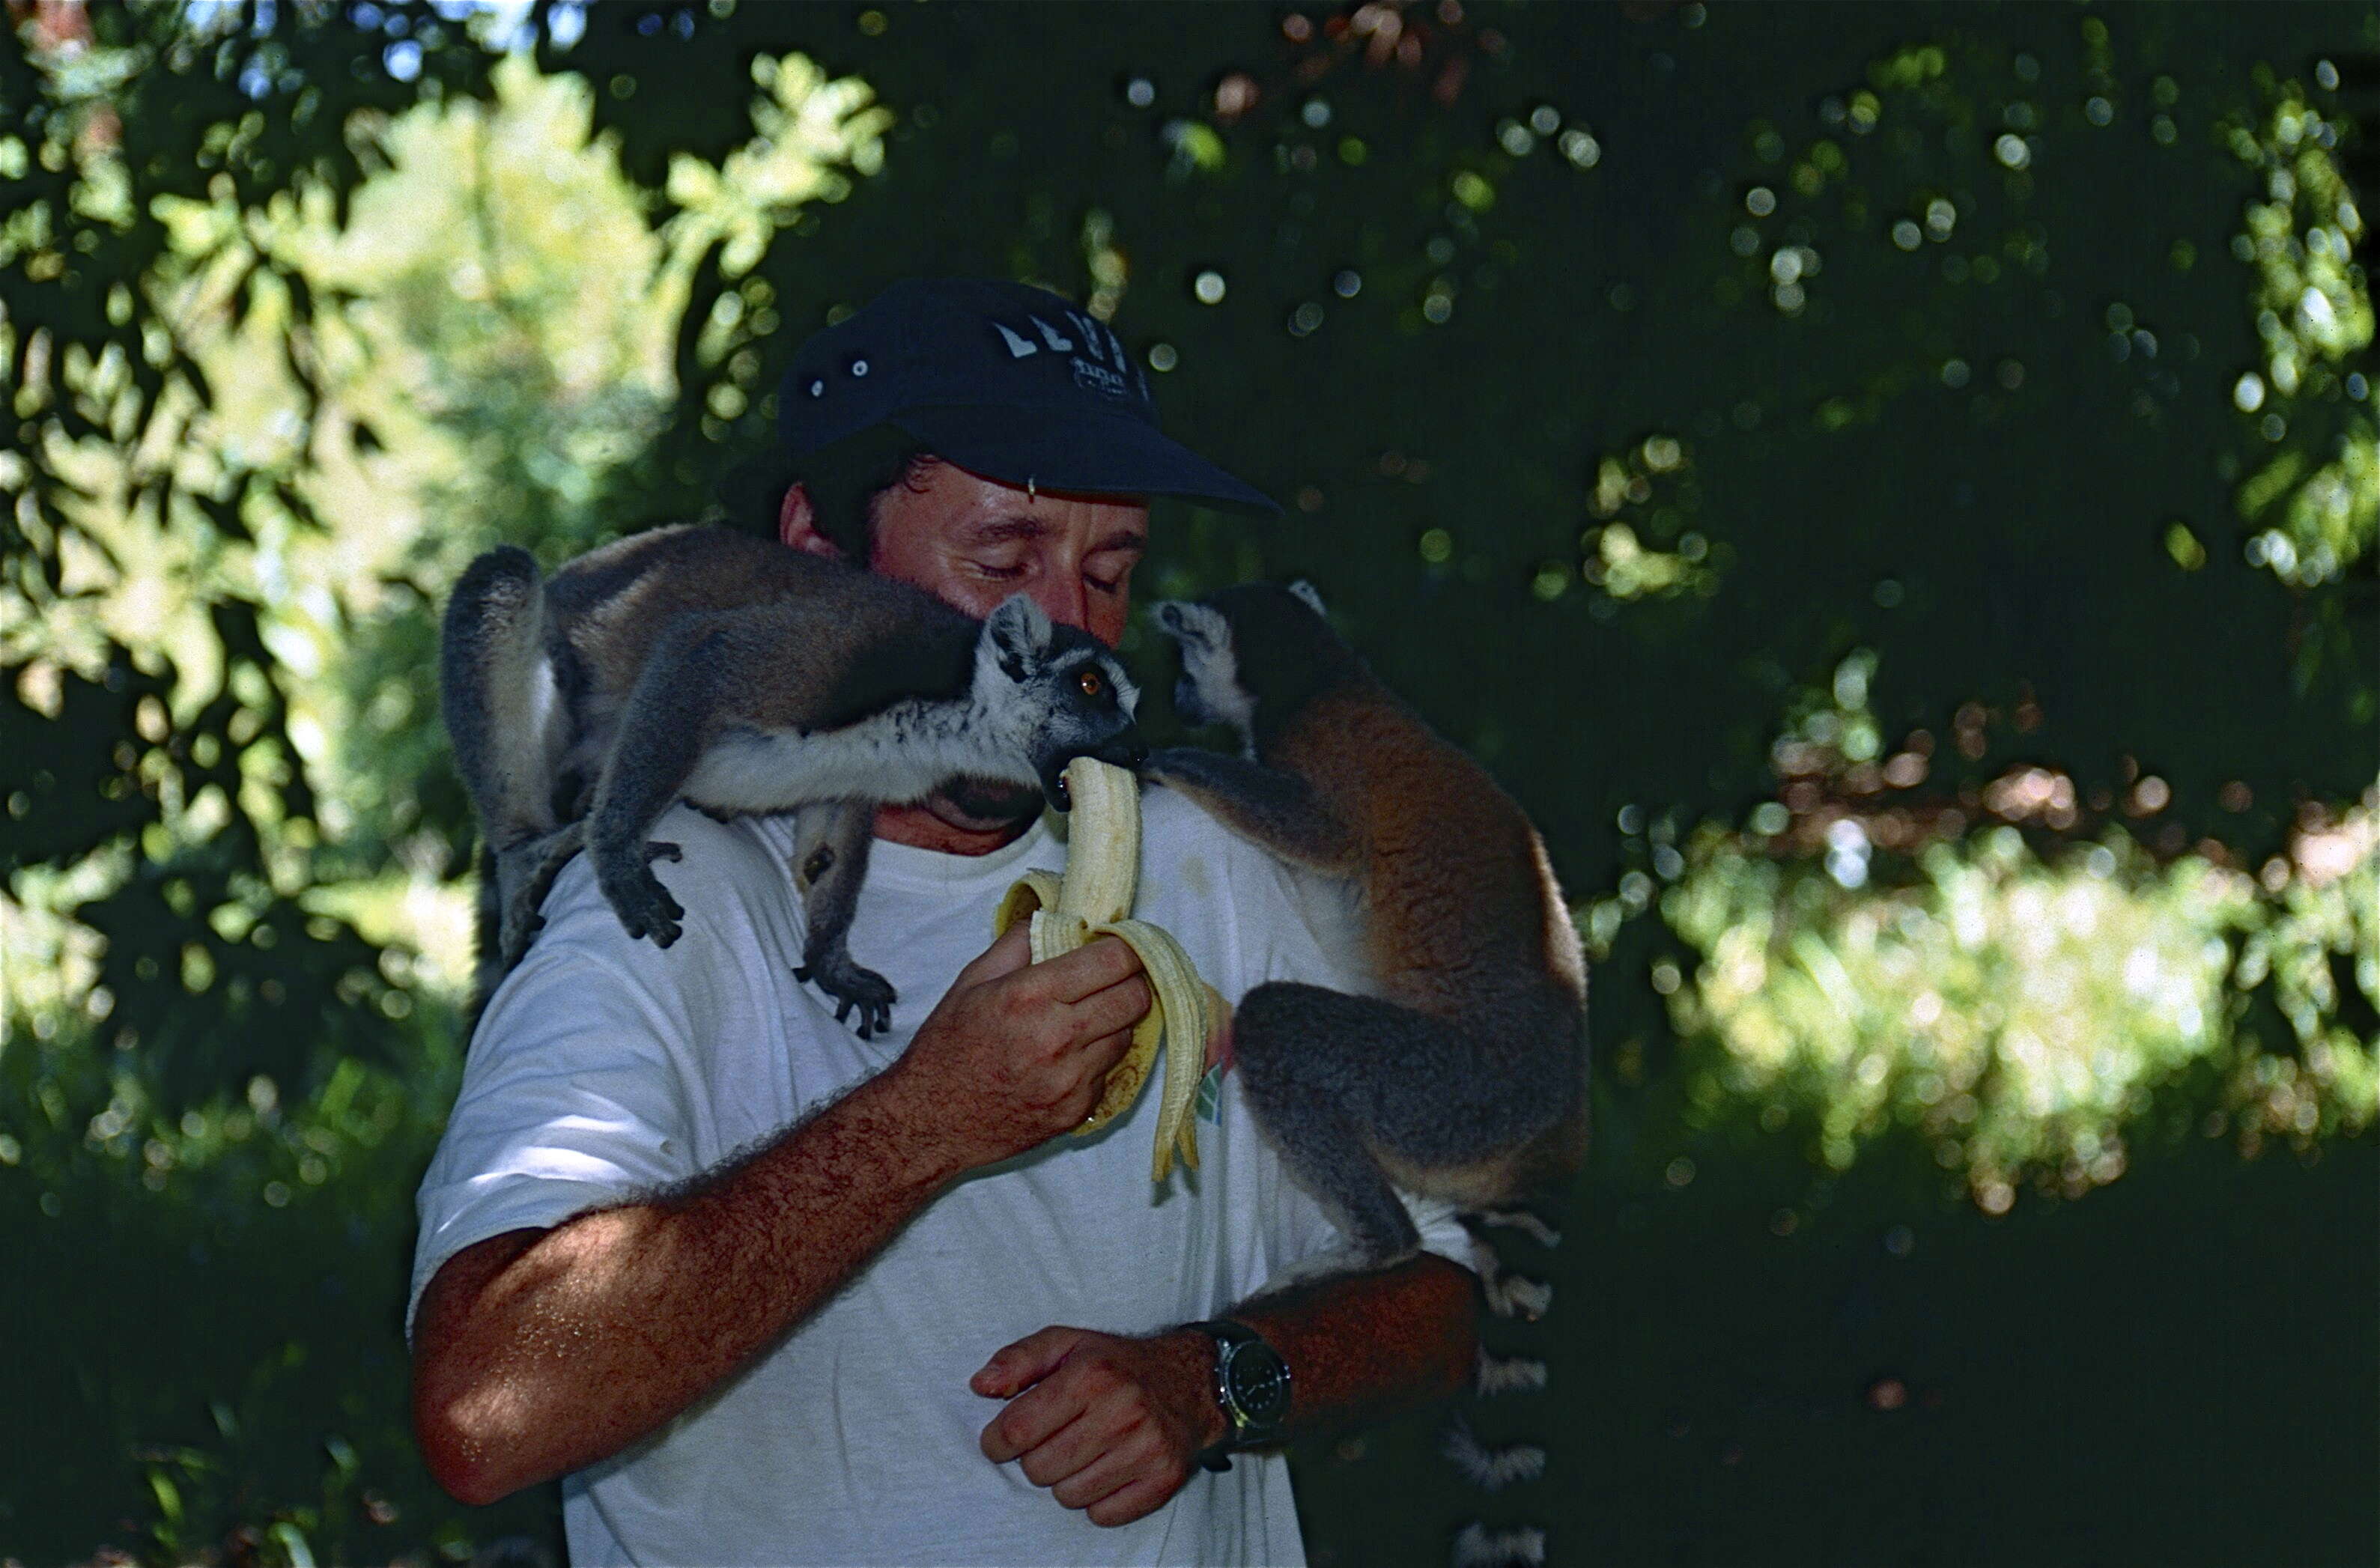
[994,758,1220,1181]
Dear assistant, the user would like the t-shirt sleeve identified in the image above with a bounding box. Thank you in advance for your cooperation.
[407,851,728,1339]
[1232,845,1479,1278]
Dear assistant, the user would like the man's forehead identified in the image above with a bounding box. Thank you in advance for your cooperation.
[954,512,1149,547]
[892,465,1149,544]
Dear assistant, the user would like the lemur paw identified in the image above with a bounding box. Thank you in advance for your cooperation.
[596,845,685,948]
[794,951,897,1039]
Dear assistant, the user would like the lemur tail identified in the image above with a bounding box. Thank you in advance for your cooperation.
[441,545,569,1024]
[1443,1208,1563,1567]
[440,545,565,845]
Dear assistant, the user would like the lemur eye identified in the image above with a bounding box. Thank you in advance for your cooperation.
[1077,668,1105,700]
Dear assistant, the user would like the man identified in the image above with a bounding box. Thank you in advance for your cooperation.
[409,279,1478,1566]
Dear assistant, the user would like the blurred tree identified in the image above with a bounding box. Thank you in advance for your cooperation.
[4,1,887,1104]
[3,0,500,1107]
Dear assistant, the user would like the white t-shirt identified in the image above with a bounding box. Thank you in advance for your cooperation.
[410,784,1472,1568]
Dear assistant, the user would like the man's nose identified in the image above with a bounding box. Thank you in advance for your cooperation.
[1028,570,1091,635]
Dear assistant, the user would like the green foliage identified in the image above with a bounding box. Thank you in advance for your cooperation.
[0,1006,556,1565]
[3,4,503,1110]
[4,4,891,1095]
[1662,812,2378,1206]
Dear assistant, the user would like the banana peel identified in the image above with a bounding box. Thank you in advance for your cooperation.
[994,758,1221,1181]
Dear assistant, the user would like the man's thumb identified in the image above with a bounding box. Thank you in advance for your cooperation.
[970,1325,1084,1397]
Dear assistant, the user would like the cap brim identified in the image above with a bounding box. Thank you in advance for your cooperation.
[891,404,1281,515]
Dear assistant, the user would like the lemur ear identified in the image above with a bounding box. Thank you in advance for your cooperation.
[1150,600,1197,643]
[985,595,1054,680]
[1151,599,1224,648]
[1287,580,1328,617]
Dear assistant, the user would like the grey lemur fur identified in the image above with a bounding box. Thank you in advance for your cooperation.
[439,523,1144,1036]
[1147,580,1589,1265]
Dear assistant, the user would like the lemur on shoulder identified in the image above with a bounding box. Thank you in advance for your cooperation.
[439,523,1144,1036]
[1147,581,1588,1264]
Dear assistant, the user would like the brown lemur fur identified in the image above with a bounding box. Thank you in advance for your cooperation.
[439,523,1144,1037]
[1147,581,1588,1263]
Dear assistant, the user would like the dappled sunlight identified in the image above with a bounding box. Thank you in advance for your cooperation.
[4,43,887,996]
[1660,805,2378,1209]
[1630,642,2379,1209]
[2225,83,2375,591]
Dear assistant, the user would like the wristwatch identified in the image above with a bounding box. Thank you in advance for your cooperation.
[1189,1319,1293,1472]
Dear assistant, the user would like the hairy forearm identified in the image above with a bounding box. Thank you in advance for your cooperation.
[413,1065,958,1504]
[1228,1252,1479,1435]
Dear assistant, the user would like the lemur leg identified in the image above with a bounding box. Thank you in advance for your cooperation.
[788,802,896,1039]
[1233,982,1582,1265]
[586,622,732,949]
[1144,748,1361,874]
[1232,982,1427,1264]
[494,819,587,966]
[464,821,590,1031]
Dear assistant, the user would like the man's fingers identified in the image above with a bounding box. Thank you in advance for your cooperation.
[1031,933,1145,1003]
[961,920,1035,987]
[1085,1472,1177,1528]
[974,1329,1204,1528]
[1066,971,1153,1049]
[1017,1410,1114,1490]
[1048,1444,1144,1511]
[971,1325,1081,1401]
[982,1376,1099,1467]
[983,1396,1089,1470]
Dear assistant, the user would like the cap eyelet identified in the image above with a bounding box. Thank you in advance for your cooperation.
[809,380,825,397]
[850,358,870,377]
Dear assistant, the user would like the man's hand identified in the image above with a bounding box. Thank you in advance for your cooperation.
[881,921,1153,1175]
[973,1326,1226,1528]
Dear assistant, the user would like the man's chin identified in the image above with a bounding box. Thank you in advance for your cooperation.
[932,776,1045,827]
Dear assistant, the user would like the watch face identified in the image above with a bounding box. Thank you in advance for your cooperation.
[1225,1342,1293,1426]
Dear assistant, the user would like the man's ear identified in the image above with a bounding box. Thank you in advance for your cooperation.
[779,483,843,559]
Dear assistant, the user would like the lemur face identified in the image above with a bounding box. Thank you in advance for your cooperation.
[981,596,1145,809]
[1156,583,1353,756]
[1150,598,1258,745]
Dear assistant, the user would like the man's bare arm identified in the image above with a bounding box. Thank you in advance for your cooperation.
[1232,1250,1480,1429]
[974,1253,1478,1527]
[411,924,1149,1506]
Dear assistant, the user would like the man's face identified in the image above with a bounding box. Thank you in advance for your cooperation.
[865,461,1148,648]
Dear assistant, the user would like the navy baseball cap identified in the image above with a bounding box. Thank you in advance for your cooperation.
[778,279,1278,514]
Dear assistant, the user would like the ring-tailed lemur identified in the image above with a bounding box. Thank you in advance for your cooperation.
[1149,580,1582,1567]
[439,524,1144,1036]
[1147,580,1588,1262]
